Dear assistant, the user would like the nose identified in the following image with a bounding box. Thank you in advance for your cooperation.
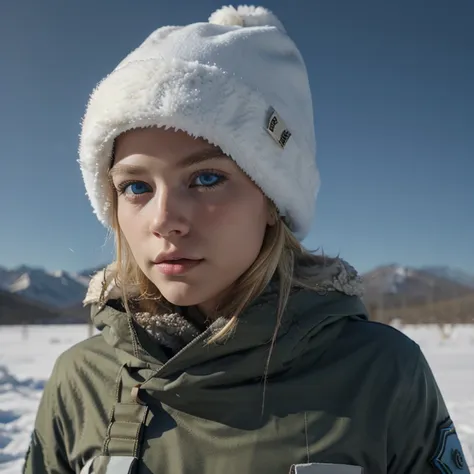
[149,185,191,238]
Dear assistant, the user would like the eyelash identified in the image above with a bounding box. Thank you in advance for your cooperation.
[114,170,228,198]
[189,169,228,190]
[115,180,147,196]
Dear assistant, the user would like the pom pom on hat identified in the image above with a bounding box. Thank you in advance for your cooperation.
[208,5,286,32]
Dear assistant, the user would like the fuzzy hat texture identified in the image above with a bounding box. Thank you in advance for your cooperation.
[79,5,319,239]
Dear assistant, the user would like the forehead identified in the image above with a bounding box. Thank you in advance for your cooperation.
[113,127,221,163]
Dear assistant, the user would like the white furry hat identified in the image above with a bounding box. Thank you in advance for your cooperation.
[79,5,319,239]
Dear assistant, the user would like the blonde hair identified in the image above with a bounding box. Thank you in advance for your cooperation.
[110,187,337,345]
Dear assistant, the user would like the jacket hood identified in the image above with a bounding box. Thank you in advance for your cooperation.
[83,258,368,389]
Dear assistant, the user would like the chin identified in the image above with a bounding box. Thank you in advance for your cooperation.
[154,280,214,307]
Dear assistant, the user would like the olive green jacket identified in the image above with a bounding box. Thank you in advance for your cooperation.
[23,264,469,474]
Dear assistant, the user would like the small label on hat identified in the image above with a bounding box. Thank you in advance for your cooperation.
[266,108,292,148]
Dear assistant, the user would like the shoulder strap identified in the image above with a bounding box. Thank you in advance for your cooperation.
[80,365,150,474]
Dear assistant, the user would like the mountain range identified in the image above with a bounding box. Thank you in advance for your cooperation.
[362,264,474,307]
[0,263,473,324]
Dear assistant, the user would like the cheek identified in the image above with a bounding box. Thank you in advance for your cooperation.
[200,189,268,247]
[117,205,133,238]
[116,204,147,253]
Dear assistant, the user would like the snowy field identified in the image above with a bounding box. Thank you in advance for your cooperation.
[1,324,473,473]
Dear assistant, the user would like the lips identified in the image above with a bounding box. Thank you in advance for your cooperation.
[154,258,203,276]
[153,253,201,264]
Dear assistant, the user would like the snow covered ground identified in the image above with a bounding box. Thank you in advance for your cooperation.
[1,324,473,473]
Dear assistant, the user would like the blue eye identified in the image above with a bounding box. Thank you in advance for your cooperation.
[193,172,224,188]
[120,181,151,195]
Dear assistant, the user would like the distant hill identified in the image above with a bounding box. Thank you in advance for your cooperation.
[58,302,91,324]
[421,266,474,289]
[361,264,473,309]
[0,263,103,325]
[0,264,107,309]
[0,289,59,325]
[0,290,93,325]
[369,291,474,325]
[0,266,89,308]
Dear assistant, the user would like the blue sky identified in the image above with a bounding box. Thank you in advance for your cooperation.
[1,0,473,275]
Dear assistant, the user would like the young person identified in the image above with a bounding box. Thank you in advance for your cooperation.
[24,5,469,474]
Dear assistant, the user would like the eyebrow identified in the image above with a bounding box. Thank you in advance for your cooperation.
[108,147,227,178]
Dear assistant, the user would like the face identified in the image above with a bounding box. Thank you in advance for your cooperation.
[111,127,274,314]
